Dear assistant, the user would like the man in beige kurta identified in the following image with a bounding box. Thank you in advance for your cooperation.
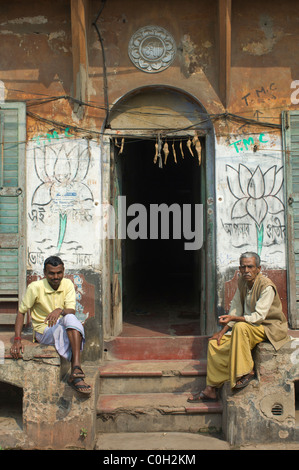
[188,252,290,403]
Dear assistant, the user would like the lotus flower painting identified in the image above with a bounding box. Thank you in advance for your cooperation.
[226,164,284,256]
[31,141,94,251]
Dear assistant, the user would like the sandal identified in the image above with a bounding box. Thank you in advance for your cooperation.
[71,365,85,379]
[187,391,217,403]
[234,372,255,390]
[68,376,91,396]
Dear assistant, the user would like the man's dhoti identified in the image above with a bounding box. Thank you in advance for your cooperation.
[35,314,85,361]
[206,322,267,389]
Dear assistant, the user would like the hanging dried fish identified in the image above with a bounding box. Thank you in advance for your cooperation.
[154,141,159,164]
[179,140,184,159]
[157,134,163,168]
[163,141,169,165]
[187,137,194,157]
[196,141,202,166]
[119,137,125,155]
[172,141,177,163]
[193,135,202,166]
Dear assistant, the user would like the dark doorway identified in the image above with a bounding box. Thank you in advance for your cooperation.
[0,381,23,430]
[115,136,204,335]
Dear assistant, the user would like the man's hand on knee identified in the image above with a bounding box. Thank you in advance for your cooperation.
[45,308,63,327]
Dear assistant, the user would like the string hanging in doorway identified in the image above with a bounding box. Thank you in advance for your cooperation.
[113,134,202,169]
[114,137,125,154]
[153,134,202,168]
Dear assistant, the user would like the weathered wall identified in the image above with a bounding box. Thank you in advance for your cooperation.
[91,0,294,317]
[0,1,103,358]
[1,0,299,348]
[222,339,299,446]
[0,343,99,449]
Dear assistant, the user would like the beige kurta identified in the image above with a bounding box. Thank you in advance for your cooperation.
[228,285,275,326]
[206,274,290,389]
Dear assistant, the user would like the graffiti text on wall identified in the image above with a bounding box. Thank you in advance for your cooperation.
[242,82,277,107]
[32,127,73,146]
[230,133,268,153]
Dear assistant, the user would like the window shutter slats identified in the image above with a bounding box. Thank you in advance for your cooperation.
[0,103,26,324]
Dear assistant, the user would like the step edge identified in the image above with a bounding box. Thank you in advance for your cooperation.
[99,360,207,377]
[104,335,210,341]
[99,369,207,377]
[97,392,222,414]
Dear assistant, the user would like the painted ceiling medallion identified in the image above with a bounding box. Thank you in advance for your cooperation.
[128,25,177,73]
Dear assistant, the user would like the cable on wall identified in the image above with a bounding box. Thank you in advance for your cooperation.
[92,0,110,127]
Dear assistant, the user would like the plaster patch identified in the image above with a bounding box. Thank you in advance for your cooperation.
[242,15,283,56]
[179,34,205,76]
[0,80,6,103]
[0,30,21,36]
[2,16,48,25]
[49,31,66,41]
[259,392,293,423]
[278,430,289,439]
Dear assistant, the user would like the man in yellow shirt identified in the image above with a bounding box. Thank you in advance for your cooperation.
[10,256,91,396]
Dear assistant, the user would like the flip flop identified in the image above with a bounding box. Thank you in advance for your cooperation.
[68,376,91,396]
[234,372,255,390]
[187,391,217,403]
[71,365,85,379]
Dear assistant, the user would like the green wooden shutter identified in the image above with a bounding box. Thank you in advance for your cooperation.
[0,103,26,324]
[282,110,299,329]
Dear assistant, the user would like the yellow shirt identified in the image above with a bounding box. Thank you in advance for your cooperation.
[19,278,76,334]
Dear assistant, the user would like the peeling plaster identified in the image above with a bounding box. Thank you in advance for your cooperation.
[242,15,284,56]
[1,16,48,25]
[49,31,66,41]
[0,81,6,102]
[179,34,211,77]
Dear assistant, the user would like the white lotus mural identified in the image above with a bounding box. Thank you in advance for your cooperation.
[31,141,93,251]
[226,164,284,256]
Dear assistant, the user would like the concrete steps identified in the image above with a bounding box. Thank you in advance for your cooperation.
[97,335,223,434]
[99,359,207,393]
[97,391,222,434]
[103,335,209,360]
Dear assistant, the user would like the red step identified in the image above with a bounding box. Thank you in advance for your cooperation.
[104,335,209,361]
[98,392,222,415]
[99,359,207,377]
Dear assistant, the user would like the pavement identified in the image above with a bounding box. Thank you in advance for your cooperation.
[95,432,299,451]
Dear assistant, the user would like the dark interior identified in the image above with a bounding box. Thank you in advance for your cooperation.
[113,137,203,324]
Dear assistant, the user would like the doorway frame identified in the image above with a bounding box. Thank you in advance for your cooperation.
[101,87,217,339]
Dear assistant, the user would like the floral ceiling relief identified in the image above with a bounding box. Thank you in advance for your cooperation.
[226,164,284,257]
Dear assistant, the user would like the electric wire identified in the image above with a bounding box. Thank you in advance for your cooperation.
[92,0,109,124]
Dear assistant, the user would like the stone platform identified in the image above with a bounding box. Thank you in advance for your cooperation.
[222,337,299,446]
[0,328,99,449]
